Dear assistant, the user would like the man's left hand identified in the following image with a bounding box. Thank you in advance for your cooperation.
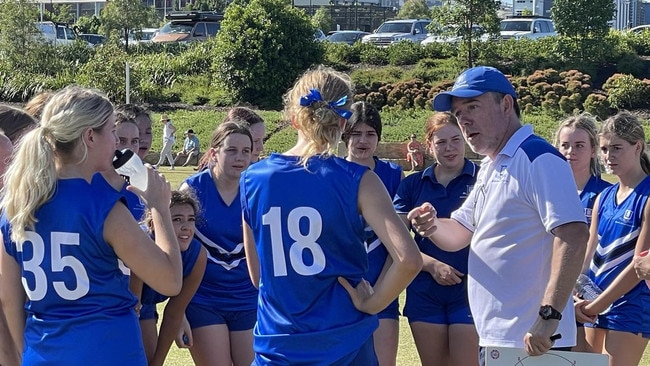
[523,317,559,356]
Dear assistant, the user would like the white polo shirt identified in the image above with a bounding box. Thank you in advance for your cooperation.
[451,124,586,348]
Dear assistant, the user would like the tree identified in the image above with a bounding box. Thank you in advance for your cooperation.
[397,0,430,20]
[430,0,500,68]
[551,0,614,38]
[0,0,39,70]
[74,15,102,34]
[212,0,324,109]
[312,7,334,33]
[187,0,228,12]
[100,0,153,49]
[44,4,75,24]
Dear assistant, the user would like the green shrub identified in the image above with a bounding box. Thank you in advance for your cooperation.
[358,43,389,65]
[387,42,423,66]
[323,42,360,64]
[212,0,324,109]
[602,73,650,109]
[583,93,611,120]
[616,52,645,78]
[76,43,144,103]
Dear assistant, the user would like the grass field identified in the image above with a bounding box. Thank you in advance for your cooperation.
[156,167,650,365]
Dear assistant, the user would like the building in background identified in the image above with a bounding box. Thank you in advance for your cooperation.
[510,0,552,17]
[613,0,645,29]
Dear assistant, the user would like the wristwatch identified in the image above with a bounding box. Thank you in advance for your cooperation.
[539,305,562,320]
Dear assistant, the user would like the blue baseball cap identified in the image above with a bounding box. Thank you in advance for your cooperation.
[432,66,517,112]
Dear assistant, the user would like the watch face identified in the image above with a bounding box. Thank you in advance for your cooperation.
[541,306,551,318]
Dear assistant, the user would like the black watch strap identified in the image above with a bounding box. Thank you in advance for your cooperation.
[539,304,562,320]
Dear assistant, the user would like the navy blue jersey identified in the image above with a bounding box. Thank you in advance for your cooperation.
[140,238,202,307]
[394,159,478,274]
[394,159,478,322]
[1,175,145,365]
[185,169,257,311]
[241,153,378,365]
[580,175,612,225]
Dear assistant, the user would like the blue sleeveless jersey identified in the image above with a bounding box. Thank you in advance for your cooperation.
[589,177,650,332]
[140,238,202,308]
[580,175,611,225]
[185,169,257,311]
[122,186,146,223]
[1,175,145,365]
[241,153,378,365]
[365,157,402,284]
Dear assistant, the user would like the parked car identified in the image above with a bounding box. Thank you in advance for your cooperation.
[152,11,222,43]
[126,28,159,44]
[361,19,431,46]
[326,30,370,45]
[314,28,326,41]
[498,16,556,40]
[421,24,485,46]
[35,21,86,46]
[77,33,106,46]
[629,24,650,34]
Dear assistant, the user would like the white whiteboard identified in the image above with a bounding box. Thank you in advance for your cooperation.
[485,347,608,366]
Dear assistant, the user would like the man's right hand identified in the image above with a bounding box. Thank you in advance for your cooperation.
[407,202,438,238]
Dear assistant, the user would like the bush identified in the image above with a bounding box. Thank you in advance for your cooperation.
[616,52,645,78]
[387,42,423,66]
[358,43,389,65]
[602,73,650,110]
[212,0,324,109]
[583,93,611,120]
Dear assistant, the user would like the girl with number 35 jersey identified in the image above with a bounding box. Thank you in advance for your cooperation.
[240,66,422,366]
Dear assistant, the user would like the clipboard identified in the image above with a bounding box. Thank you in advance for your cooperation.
[485,346,608,366]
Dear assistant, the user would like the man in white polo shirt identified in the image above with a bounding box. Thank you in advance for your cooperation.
[408,66,589,364]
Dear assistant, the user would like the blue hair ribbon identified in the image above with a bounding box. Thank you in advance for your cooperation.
[299,88,353,119]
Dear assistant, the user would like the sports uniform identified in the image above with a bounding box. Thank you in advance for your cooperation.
[365,157,402,319]
[586,177,650,336]
[241,153,379,366]
[139,238,203,320]
[1,174,146,365]
[394,159,477,324]
[580,175,612,225]
[184,169,258,330]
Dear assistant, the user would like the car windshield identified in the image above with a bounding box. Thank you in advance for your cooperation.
[329,33,359,41]
[159,22,193,34]
[501,21,531,32]
[377,23,412,33]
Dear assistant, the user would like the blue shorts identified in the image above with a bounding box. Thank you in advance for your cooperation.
[377,299,400,320]
[404,276,473,325]
[585,288,650,338]
[185,302,256,331]
[139,304,158,321]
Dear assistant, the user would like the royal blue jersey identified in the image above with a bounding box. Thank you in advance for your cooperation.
[1,174,145,365]
[122,186,146,223]
[365,157,402,285]
[140,238,202,307]
[185,169,257,311]
[590,177,650,298]
[241,153,378,365]
[581,175,612,225]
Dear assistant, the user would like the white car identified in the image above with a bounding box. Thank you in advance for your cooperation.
[362,19,431,47]
[35,21,86,46]
[421,25,485,46]
[127,28,159,44]
[498,17,556,40]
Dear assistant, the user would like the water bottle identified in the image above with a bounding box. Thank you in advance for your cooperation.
[574,273,602,301]
[113,149,148,192]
